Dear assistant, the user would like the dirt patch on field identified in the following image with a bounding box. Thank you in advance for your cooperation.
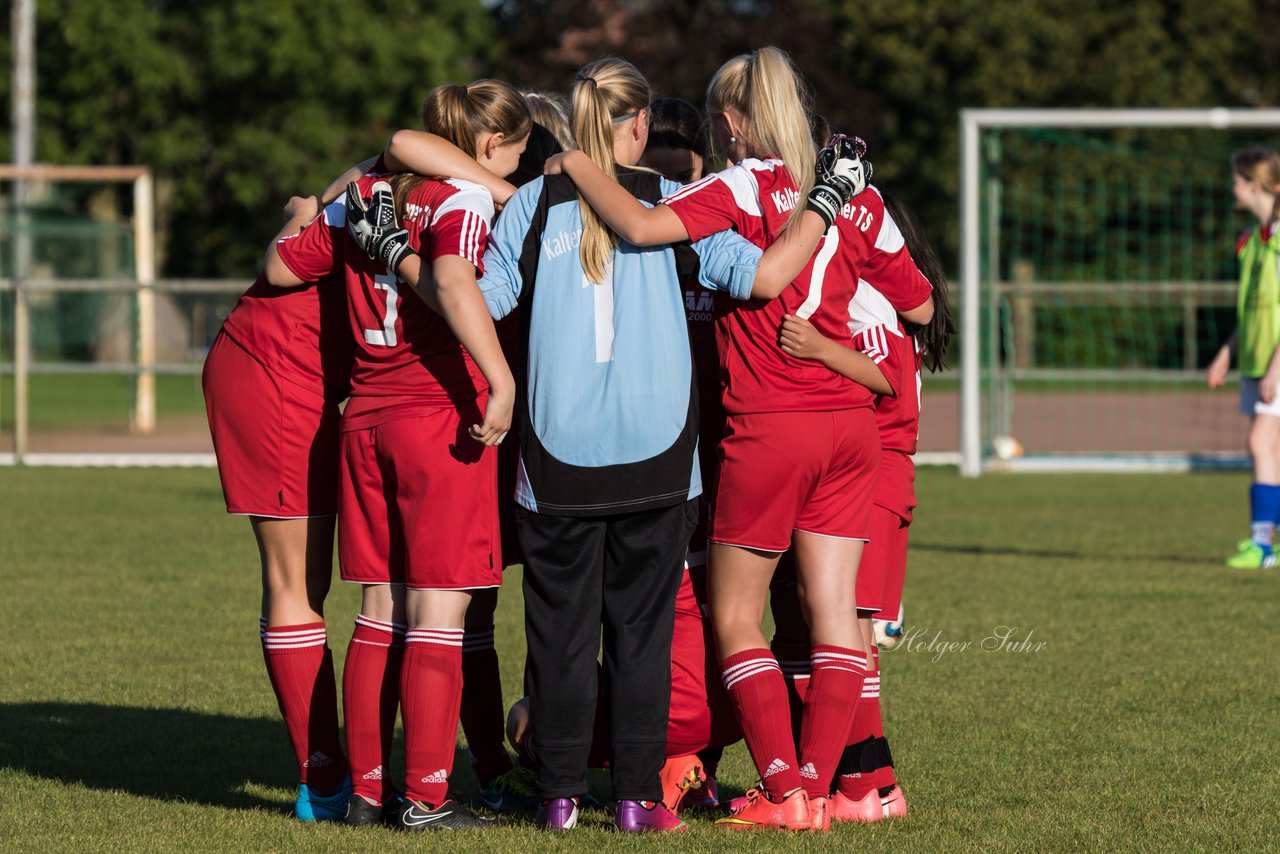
[0,391,1247,457]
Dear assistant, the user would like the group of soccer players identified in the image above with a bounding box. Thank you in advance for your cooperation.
[203,45,954,833]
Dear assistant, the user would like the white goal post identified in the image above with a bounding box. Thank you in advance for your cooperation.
[958,108,1280,476]
[0,164,154,461]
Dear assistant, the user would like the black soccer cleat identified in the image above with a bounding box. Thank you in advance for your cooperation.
[396,798,495,831]
[344,794,384,827]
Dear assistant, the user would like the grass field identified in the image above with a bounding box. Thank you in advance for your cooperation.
[0,373,206,432]
[2,466,1277,853]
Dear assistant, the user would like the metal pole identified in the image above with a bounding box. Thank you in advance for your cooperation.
[12,0,34,169]
[959,111,983,476]
[11,0,36,462]
[132,172,156,434]
[14,284,29,460]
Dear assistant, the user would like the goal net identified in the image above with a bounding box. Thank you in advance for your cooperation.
[959,109,1280,474]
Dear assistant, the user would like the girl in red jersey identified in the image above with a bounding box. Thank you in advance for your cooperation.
[771,192,955,824]
[547,47,933,830]
[203,128,520,821]
[266,79,530,831]
[203,197,355,821]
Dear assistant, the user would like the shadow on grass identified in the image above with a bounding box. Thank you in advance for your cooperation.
[0,702,293,811]
[913,541,1214,565]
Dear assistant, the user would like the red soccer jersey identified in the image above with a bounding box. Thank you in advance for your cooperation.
[662,160,932,415]
[275,174,494,429]
[849,282,922,455]
[219,272,352,400]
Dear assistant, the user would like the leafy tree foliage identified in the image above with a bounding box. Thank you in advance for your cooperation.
[4,0,1280,274]
[2,0,495,276]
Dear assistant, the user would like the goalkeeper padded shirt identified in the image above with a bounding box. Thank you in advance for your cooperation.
[1237,220,1280,378]
[477,167,761,517]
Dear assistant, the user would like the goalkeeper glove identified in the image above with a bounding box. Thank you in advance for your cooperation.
[806,134,873,229]
[345,180,415,274]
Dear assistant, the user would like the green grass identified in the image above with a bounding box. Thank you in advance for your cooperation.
[1,467,1277,852]
[0,373,206,432]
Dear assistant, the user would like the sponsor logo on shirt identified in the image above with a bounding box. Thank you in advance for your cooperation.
[684,290,714,322]
[543,228,583,260]
[770,187,800,214]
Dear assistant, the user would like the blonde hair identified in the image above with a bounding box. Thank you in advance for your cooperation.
[706,47,816,232]
[570,58,652,283]
[524,91,575,151]
[392,79,532,216]
[423,79,531,153]
[1233,147,1280,221]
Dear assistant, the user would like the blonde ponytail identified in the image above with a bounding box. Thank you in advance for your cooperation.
[421,79,532,157]
[570,58,652,283]
[707,46,816,232]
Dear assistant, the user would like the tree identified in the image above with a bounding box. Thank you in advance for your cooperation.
[2,0,497,276]
[817,0,1277,262]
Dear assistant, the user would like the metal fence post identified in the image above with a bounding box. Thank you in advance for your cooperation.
[14,280,29,463]
[132,172,157,434]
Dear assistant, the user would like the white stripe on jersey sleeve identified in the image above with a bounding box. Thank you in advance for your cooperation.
[857,328,889,364]
[459,210,485,267]
[434,179,497,226]
[663,162,765,218]
[323,200,346,228]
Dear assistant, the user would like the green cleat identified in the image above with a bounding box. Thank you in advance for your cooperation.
[1225,539,1276,569]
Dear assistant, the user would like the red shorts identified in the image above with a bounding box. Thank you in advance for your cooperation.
[338,408,502,590]
[873,516,909,621]
[710,409,880,551]
[668,564,740,755]
[202,331,340,518]
[855,505,908,614]
[874,450,917,523]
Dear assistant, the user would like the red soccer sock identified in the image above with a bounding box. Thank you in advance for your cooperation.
[261,621,348,793]
[848,642,881,746]
[770,637,810,747]
[721,649,803,800]
[461,625,513,786]
[798,645,866,800]
[343,615,404,803]
[401,627,464,806]
[865,644,884,739]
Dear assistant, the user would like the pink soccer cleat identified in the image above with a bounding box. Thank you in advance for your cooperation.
[808,795,830,831]
[613,799,688,833]
[831,785,908,823]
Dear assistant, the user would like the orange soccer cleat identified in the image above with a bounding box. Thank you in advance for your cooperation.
[714,786,810,831]
[659,754,706,814]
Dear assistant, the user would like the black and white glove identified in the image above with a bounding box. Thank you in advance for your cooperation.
[806,134,873,229]
[345,180,415,274]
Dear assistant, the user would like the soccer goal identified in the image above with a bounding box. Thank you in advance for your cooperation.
[0,164,240,466]
[958,109,1280,476]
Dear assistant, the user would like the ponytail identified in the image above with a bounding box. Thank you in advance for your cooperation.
[569,58,652,283]
[420,78,532,159]
[707,46,816,232]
